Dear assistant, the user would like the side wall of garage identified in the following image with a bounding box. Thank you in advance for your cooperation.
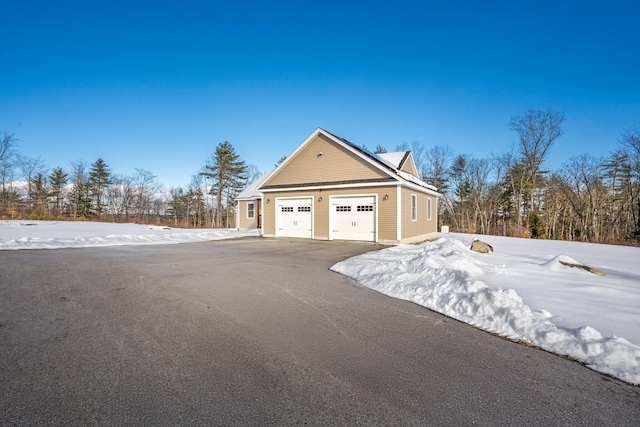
[262,186,398,242]
[237,199,259,230]
[400,187,438,243]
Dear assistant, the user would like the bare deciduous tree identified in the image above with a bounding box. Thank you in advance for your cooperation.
[558,154,606,241]
[509,109,565,214]
[374,145,387,154]
[423,144,454,228]
[620,127,640,240]
[244,164,263,186]
[1,131,17,162]
[496,147,529,234]
[107,174,134,221]
[424,144,453,191]
[0,133,18,208]
[17,155,47,208]
[132,168,161,221]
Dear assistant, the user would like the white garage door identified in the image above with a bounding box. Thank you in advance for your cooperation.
[330,196,376,242]
[276,198,313,238]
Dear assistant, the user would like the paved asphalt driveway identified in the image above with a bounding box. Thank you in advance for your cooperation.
[1,237,639,425]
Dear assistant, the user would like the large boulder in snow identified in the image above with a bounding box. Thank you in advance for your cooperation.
[470,239,493,254]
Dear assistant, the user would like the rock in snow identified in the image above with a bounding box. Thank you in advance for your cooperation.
[559,260,606,277]
[543,255,606,277]
[470,239,493,253]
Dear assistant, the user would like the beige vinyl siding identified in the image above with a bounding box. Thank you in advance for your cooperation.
[265,134,388,187]
[237,200,258,230]
[427,195,437,232]
[262,186,397,241]
[263,195,276,236]
[400,155,419,177]
[401,188,420,239]
[401,188,437,240]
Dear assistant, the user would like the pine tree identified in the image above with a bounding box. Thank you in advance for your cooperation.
[167,187,186,227]
[69,160,92,219]
[31,173,49,214]
[201,141,247,228]
[89,158,112,217]
[528,210,546,239]
[48,167,68,213]
[450,155,471,230]
[69,181,93,219]
[602,150,632,240]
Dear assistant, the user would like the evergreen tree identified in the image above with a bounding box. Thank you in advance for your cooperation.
[602,151,632,240]
[167,187,187,227]
[69,160,92,219]
[48,167,68,213]
[187,186,206,227]
[31,173,49,214]
[89,158,112,216]
[201,141,247,228]
[450,155,471,230]
[69,181,93,218]
[528,210,546,239]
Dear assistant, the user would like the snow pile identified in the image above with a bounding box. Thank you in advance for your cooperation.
[0,220,260,250]
[542,254,580,270]
[332,237,640,384]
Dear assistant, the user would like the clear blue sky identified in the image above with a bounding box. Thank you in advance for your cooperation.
[2,0,639,188]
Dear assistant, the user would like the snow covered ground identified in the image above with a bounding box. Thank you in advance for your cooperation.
[0,220,260,250]
[332,233,640,385]
[2,220,639,384]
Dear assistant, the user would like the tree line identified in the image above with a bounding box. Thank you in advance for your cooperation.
[0,133,252,228]
[2,110,639,243]
[374,110,640,244]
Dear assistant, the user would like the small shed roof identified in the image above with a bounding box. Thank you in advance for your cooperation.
[236,173,269,200]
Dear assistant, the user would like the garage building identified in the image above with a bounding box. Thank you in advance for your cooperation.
[257,128,441,244]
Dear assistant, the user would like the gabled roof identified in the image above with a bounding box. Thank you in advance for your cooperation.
[258,128,440,195]
[378,151,419,176]
[235,173,269,200]
[378,152,407,169]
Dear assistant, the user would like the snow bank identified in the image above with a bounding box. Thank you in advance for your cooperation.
[332,238,640,385]
[0,220,261,250]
